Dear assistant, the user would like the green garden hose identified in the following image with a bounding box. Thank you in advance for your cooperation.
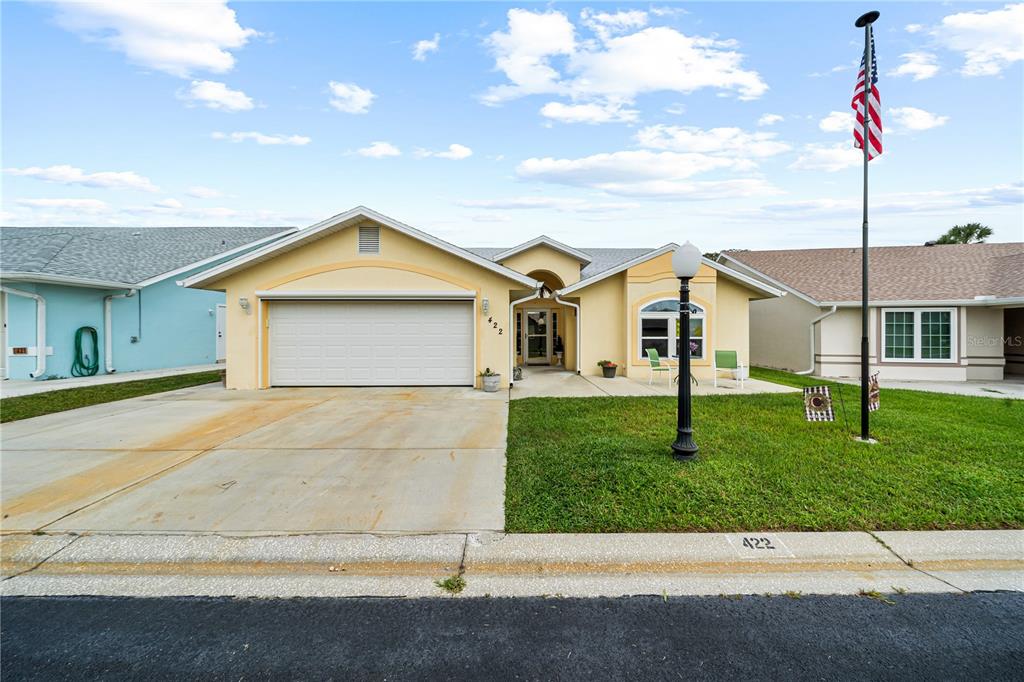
[71,326,100,377]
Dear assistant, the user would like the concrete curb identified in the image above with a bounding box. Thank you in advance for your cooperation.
[2,530,1021,598]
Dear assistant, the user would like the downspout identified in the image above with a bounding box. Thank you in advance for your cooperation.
[104,289,137,373]
[554,295,581,374]
[509,285,543,386]
[0,285,47,378]
[796,305,838,375]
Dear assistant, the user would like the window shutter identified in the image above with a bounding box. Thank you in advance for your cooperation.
[358,226,380,254]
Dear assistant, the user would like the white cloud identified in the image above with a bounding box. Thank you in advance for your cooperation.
[52,0,257,78]
[186,186,222,199]
[416,143,473,160]
[211,131,311,146]
[818,111,855,133]
[932,4,1024,76]
[808,64,853,78]
[580,8,648,40]
[458,197,641,212]
[664,103,686,115]
[750,182,1023,220]
[357,141,401,158]
[4,164,159,192]
[515,150,779,198]
[889,106,949,131]
[481,8,767,120]
[757,114,783,127]
[471,213,512,223]
[889,52,939,81]
[905,24,924,34]
[328,81,376,114]
[179,80,254,112]
[154,198,183,209]
[412,33,441,61]
[540,100,638,124]
[16,198,110,212]
[635,125,791,158]
[788,143,862,172]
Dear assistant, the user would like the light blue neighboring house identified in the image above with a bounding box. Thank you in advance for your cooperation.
[1,226,295,382]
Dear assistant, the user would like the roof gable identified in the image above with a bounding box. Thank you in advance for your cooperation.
[493,236,592,265]
[183,207,540,289]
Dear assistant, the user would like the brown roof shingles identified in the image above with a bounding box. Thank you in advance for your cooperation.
[722,242,1024,303]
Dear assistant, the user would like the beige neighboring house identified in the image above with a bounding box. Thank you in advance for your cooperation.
[719,242,1024,381]
[182,206,780,390]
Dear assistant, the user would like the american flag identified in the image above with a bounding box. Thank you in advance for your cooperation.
[851,26,882,159]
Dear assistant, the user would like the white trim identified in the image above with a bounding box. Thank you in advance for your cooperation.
[881,307,958,363]
[706,259,785,299]
[637,298,706,361]
[554,295,581,374]
[826,297,1024,308]
[556,246,782,299]
[256,298,263,389]
[493,236,592,265]
[138,230,297,288]
[716,254,824,305]
[104,289,137,373]
[557,244,678,295]
[523,307,552,365]
[182,206,540,289]
[795,306,838,375]
[0,285,46,377]
[254,289,477,300]
[509,286,543,384]
[0,272,135,290]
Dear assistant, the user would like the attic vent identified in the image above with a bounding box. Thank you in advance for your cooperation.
[358,225,380,254]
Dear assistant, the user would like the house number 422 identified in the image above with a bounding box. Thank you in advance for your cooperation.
[487,317,503,335]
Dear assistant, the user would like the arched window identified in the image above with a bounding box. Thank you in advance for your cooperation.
[639,299,705,360]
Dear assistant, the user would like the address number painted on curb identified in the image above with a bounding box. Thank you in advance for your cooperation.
[727,534,795,558]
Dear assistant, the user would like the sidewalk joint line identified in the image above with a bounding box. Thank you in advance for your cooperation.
[867,531,968,594]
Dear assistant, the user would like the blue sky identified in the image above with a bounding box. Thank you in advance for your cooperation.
[2,1,1022,251]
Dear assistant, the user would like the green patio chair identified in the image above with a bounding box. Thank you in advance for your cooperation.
[713,350,746,389]
[645,348,675,386]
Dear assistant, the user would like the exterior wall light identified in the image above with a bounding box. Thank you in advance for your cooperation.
[481,298,490,315]
[238,297,250,311]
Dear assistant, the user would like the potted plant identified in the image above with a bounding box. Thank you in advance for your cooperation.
[479,367,501,392]
[553,335,564,366]
[597,360,618,378]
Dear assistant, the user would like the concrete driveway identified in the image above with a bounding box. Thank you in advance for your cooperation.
[1,384,507,533]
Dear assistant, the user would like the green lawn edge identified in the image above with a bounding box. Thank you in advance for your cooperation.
[1,371,223,423]
[505,368,1024,533]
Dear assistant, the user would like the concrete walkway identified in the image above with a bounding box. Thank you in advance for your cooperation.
[511,366,798,399]
[835,376,1024,400]
[1,364,222,398]
[2,530,1019,598]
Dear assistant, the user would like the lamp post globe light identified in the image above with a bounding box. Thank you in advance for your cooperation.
[671,242,702,461]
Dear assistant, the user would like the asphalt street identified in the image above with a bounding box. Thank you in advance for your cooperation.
[2,592,1022,680]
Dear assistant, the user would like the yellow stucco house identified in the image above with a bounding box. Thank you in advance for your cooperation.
[183,207,781,389]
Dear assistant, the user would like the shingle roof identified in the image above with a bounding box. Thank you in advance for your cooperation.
[1,226,293,285]
[721,242,1024,303]
[467,246,655,282]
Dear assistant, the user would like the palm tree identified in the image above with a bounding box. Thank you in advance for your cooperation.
[934,223,993,244]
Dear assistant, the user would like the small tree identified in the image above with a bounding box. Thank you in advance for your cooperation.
[934,223,993,244]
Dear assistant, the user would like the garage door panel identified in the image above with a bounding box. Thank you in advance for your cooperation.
[269,301,474,386]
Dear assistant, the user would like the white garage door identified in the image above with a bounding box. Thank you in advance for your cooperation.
[269,300,474,386]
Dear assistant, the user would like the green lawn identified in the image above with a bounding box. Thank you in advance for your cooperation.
[0,371,223,423]
[505,368,1024,533]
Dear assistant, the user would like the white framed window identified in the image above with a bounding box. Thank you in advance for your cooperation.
[882,307,957,362]
[638,299,705,360]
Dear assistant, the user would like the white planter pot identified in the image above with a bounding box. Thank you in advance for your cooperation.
[482,374,501,392]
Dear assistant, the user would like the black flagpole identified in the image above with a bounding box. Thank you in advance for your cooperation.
[855,10,879,442]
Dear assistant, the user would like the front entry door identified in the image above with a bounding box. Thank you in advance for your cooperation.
[525,309,550,365]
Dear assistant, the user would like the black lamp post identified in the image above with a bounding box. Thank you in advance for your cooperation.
[671,242,702,461]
